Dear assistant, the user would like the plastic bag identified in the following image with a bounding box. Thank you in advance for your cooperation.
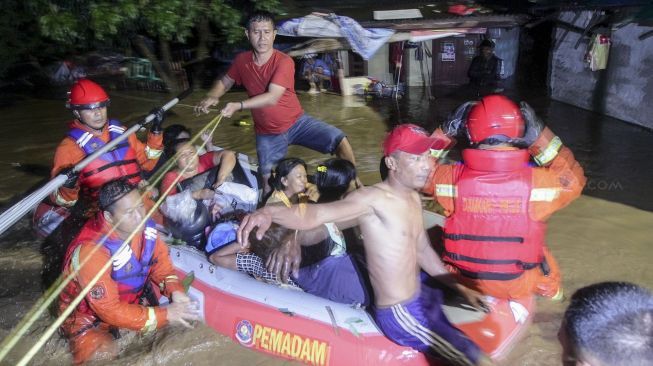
[161,190,197,226]
[213,182,258,215]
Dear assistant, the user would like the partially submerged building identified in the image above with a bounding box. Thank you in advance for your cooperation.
[280,1,653,128]
[357,12,526,88]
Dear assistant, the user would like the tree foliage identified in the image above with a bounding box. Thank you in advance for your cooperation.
[0,1,47,78]
[1,0,284,84]
[35,0,282,48]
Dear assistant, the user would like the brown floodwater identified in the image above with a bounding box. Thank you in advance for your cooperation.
[0,86,652,365]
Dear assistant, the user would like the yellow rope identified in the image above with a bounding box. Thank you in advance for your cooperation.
[16,115,223,365]
[0,115,223,364]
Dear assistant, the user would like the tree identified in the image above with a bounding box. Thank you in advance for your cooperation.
[0,1,50,84]
[35,0,283,91]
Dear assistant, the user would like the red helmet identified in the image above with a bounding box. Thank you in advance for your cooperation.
[66,79,110,110]
[466,95,524,144]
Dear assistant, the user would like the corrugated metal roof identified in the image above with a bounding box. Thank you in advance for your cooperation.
[360,14,529,30]
[280,1,653,21]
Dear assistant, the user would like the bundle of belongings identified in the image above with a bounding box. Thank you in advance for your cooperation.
[366,79,405,98]
[161,181,257,251]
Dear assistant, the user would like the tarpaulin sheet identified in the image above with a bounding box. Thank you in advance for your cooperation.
[278,13,394,60]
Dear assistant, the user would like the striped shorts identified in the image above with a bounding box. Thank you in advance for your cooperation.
[374,285,480,366]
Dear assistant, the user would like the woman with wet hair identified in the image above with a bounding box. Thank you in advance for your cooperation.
[209,159,369,306]
[294,159,370,306]
[299,158,357,264]
[160,139,236,199]
[313,158,357,203]
[264,157,318,207]
[146,124,222,179]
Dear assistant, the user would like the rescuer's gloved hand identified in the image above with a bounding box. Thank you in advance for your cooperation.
[442,101,476,138]
[60,167,80,189]
[515,101,544,147]
[149,107,166,134]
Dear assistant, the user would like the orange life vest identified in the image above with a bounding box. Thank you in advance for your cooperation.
[59,217,157,318]
[67,120,142,197]
[443,148,545,280]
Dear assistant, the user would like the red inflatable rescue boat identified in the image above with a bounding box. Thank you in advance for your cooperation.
[163,211,534,365]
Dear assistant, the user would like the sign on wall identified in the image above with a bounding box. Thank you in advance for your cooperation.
[464,39,476,60]
[442,42,456,62]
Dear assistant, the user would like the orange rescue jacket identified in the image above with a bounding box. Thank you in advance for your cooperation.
[58,215,183,336]
[50,120,162,208]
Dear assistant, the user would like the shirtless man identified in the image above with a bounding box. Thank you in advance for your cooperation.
[239,124,491,366]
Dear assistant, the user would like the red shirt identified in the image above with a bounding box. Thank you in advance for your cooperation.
[227,50,303,134]
[161,152,216,195]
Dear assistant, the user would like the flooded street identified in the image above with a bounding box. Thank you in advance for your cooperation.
[0,86,652,365]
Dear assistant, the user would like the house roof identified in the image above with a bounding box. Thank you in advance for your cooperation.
[360,14,529,30]
[279,1,653,28]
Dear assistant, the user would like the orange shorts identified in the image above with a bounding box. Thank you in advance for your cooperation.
[447,246,561,300]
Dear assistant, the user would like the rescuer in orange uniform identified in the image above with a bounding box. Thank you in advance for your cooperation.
[51,78,164,211]
[423,95,586,300]
[58,180,199,364]
[33,79,165,238]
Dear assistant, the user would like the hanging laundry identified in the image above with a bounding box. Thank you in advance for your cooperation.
[389,42,404,67]
[588,34,610,71]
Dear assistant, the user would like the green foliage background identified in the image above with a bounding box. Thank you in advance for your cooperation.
[0,0,283,82]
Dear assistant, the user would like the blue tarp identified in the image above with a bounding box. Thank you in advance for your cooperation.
[277,13,395,60]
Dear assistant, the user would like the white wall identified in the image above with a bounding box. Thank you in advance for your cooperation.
[406,44,431,87]
[492,27,520,79]
[366,43,393,84]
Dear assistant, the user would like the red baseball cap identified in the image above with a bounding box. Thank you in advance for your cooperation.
[383,124,438,156]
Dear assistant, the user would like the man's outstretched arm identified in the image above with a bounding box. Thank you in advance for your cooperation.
[220,82,286,118]
[194,75,235,114]
[238,187,375,246]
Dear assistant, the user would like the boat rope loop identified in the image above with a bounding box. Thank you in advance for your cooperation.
[0,115,223,365]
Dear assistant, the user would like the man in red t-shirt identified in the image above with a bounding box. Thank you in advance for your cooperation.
[195,11,357,195]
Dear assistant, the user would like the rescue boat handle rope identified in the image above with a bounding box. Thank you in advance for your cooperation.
[0,89,193,237]
[0,115,222,365]
[109,91,218,113]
